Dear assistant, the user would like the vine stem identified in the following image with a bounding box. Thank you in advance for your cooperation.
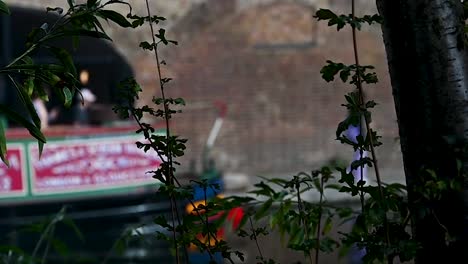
[41,225,55,264]
[31,216,56,260]
[296,182,314,264]
[144,0,173,185]
[351,0,383,195]
[144,1,180,263]
[358,120,365,213]
[248,216,264,260]
[351,0,391,260]
[129,112,219,261]
[203,186,213,262]
[314,176,324,264]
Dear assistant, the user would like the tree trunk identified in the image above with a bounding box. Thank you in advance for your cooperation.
[376,0,468,262]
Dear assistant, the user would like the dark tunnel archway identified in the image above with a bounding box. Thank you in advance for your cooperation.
[0,6,134,126]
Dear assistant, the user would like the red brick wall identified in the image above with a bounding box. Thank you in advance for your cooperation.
[151,0,404,180]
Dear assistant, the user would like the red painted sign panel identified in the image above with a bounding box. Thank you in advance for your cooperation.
[29,136,162,195]
[0,144,27,197]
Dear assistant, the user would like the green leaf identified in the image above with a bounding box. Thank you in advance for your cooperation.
[8,76,42,129]
[38,141,44,158]
[174,98,185,105]
[25,77,34,97]
[270,208,281,228]
[365,100,377,108]
[237,212,250,229]
[33,77,49,102]
[254,199,273,220]
[87,0,98,8]
[46,7,64,14]
[339,68,351,82]
[0,119,9,166]
[325,183,341,190]
[337,207,354,219]
[250,181,276,197]
[0,1,10,15]
[332,16,347,31]
[322,217,333,234]
[0,245,26,255]
[155,28,168,45]
[53,29,111,41]
[335,123,348,141]
[21,56,34,65]
[0,105,46,144]
[63,217,85,242]
[49,47,77,77]
[361,14,383,25]
[72,35,80,50]
[6,64,65,72]
[154,215,173,230]
[51,238,69,257]
[264,177,288,187]
[91,16,106,33]
[350,157,373,170]
[139,41,154,51]
[320,61,345,82]
[67,0,75,9]
[63,87,73,108]
[98,10,132,27]
[26,28,41,48]
[314,9,337,21]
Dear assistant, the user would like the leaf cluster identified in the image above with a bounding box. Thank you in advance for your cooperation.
[320,61,378,85]
[314,9,382,31]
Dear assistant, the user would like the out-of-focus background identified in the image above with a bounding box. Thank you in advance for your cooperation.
[1,0,406,263]
[11,0,403,182]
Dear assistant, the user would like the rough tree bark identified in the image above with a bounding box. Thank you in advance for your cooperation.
[376,0,468,263]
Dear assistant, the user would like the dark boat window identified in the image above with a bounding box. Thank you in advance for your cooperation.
[0,6,133,126]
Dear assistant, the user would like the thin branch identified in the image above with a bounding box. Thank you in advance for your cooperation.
[169,196,180,263]
[102,227,131,264]
[351,0,391,260]
[203,186,215,262]
[351,0,383,196]
[144,1,179,262]
[41,225,55,264]
[249,216,264,260]
[130,110,167,164]
[296,183,314,264]
[32,219,55,260]
[358,117,366,213]
[173,198,190,264]
[130,113,218,260]
[314,176,325,264]
[144,0,173,185]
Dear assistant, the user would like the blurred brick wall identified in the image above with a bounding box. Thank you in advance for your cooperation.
[4,0,404,180]
[163,0,403,181]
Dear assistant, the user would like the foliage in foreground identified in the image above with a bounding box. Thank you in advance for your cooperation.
[0,0,466,264]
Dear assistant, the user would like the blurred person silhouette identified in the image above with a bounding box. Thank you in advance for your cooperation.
[74,70,96,125]
[32,92,48,129]
[345,90,369,184]
[46,70,96,125]
[346,123,369,183]
[347,90,368,264]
